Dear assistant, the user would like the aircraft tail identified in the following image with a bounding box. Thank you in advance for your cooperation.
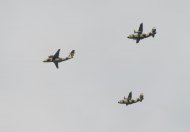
[139,93,144,102]
[68,50,75,59]
[151,27,156,37]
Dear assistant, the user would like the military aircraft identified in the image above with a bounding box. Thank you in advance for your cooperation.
[43,49,75,69]
[127,23,156,43]
[118,92,144,106]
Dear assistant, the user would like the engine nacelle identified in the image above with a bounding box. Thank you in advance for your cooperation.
[134,30,141,34]
[48,55,54,58]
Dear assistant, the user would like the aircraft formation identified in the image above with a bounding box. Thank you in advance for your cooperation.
[43,23,157,107]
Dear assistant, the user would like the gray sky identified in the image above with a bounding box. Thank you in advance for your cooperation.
[0,0,190,132]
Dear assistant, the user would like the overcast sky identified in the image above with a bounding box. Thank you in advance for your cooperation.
[0,0,190,132]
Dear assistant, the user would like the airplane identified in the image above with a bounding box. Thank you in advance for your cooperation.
[127,23,156,43]
[43,49,75,69]
[118,92,144,106]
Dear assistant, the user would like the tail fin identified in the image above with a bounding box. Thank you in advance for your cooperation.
[151,27,156,38]
[139,93,144,102]
[68,50,75,59]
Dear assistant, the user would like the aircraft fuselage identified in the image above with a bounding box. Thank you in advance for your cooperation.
[118,93,144,106]
[43,57,70,63]
[118,99,141,105]
[127,33,152,40]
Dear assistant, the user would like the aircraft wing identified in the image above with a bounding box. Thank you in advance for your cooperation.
[127,92,132,100]
[138,23,143,34]
[53,49,60,58]
[54,62,59,69]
